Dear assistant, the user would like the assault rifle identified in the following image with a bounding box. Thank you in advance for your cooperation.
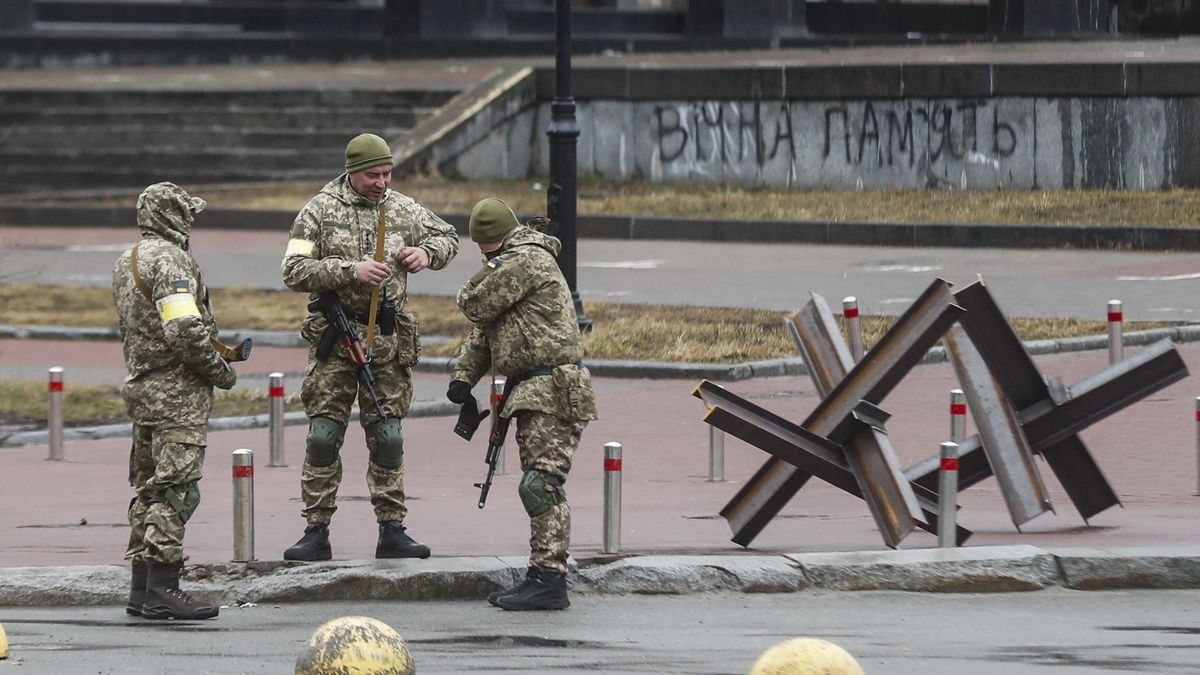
[308,290,387,421]
[473,375,519,509]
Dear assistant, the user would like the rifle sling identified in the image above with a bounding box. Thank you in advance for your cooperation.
[364,202,387,351]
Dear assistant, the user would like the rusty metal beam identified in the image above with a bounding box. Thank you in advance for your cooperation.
[718,279,963,547]
[697,383,971,548]
[945,324,1053,527]
[908,338,1186,520]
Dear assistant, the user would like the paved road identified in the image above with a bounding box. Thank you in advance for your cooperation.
[2,225,1198,320]
[3,590,1199,674]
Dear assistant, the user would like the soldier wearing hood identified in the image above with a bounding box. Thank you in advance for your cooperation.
[447,198,598,611]
[112,182,237,621]
[281,133,459,561]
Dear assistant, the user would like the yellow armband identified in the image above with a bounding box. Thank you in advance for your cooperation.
[156,292,201,324]
[285,238,316,258]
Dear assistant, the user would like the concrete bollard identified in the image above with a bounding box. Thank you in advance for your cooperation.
[268,372,286,467]
[937,441,958,548]
[266,369,284,466]
[47,367,64,461]
[233,449,255,562]
[1108,299,1124,365]
[843,296,865,362]
[950,389,966,444]
[708,426,725,482]
[491,377,507,475]
[603,441,622,554]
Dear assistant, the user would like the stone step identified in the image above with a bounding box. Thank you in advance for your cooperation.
[0,167,332,194]
[0,146,358,172]
[0,106,435,128]
[0,125,413,150]
[507,7,685,35]
[0,89,455,109]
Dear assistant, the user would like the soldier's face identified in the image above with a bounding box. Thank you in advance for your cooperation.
[349,165,392,202]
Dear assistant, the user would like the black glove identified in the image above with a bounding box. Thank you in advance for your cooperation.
[447,380,473,404]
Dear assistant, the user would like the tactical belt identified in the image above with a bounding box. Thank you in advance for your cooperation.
[347,307,395,335]
[519,362,582,380]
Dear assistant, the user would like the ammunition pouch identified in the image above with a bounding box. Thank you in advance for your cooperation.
[393,310,420,368]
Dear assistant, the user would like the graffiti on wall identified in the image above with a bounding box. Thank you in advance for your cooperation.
[651,100,1021,173]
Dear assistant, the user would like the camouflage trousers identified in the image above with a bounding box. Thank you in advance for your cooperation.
[126,424,206,564]
[298,349,413,525]
[515,411,587,576]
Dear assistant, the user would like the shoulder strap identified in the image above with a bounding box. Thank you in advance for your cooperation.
[129,242,152,301]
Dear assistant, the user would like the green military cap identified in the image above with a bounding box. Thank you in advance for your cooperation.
[468,197,521,243]
[345,133,393,173]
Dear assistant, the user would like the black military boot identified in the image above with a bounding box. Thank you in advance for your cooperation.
[375,521,431,559]
[488,567,538,607]
[283,523,332,561]
[126,560,147,617]
[141,563,219,620]
[494,566,569,611]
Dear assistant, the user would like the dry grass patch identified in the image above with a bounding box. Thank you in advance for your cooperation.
[24,177,1200,227]
[0,284,1176,363]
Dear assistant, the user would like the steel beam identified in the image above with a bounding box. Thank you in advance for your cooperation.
[713,279,965,547]
[945,324,1053,527]
[697,381,971,546]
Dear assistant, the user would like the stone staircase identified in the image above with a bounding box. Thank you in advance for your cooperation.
[0,88,456,195]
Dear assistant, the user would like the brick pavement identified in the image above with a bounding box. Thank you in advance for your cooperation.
[2,338,1198,568]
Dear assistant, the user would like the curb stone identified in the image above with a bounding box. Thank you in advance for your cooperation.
[4,546,1200,607]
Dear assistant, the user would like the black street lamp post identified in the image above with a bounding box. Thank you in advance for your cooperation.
[546,0,592,332]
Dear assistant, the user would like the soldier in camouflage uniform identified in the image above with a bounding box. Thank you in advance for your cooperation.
[112,182,237,621]
[281,133,459,561]
[447,198,597,611]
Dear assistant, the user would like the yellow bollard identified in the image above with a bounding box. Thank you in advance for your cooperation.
[295,616,413,675]
[749,637,865,675]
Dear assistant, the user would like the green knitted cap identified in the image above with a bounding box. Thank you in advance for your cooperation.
[345,133,393,173]
[468,198,520,243]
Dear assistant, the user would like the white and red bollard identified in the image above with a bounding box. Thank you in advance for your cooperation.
[1108,299,1124,365]
[232,448,255,562]
[47,367,64,461]
[268,372,286,467]
[603,441,623,554]
[491,377,507,475]
[1194,397,1200,497]
[938,441,959,548]
[843,296,865,362]
[950,389,967,444]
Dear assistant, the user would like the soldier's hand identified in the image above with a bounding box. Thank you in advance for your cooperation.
[354,260,391,286]
[395,246,430,274]
[447,380,473,404]
[213,362,237,390]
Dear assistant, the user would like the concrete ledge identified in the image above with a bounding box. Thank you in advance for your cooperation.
[6,207,1200,252]
[788,545,1060,592]
[7,547,1200,606]
[1052,547,1200,590]
[578,555,809,594]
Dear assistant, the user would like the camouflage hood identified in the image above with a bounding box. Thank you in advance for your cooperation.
[501,225,562,258]
[136,182,206,246]
[322,173,390,209]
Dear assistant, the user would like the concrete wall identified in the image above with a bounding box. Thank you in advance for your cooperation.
[446,95,1200,190]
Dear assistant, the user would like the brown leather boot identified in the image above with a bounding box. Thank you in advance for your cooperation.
[142,562,219,620]
[126,560,147,617]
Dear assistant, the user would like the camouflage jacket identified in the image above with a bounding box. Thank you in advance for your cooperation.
[453,226,597,421]
[112,185,233,429]
[282,175,459,364]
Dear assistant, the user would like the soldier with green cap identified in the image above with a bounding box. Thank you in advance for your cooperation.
[113,182,238,620]
[281,132,459,561]
[447,197,598,611]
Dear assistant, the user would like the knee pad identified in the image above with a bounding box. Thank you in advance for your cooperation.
[518,469,565,518]
[305,417,345,467]
[163,481,201,523]
[368,418,405,469]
